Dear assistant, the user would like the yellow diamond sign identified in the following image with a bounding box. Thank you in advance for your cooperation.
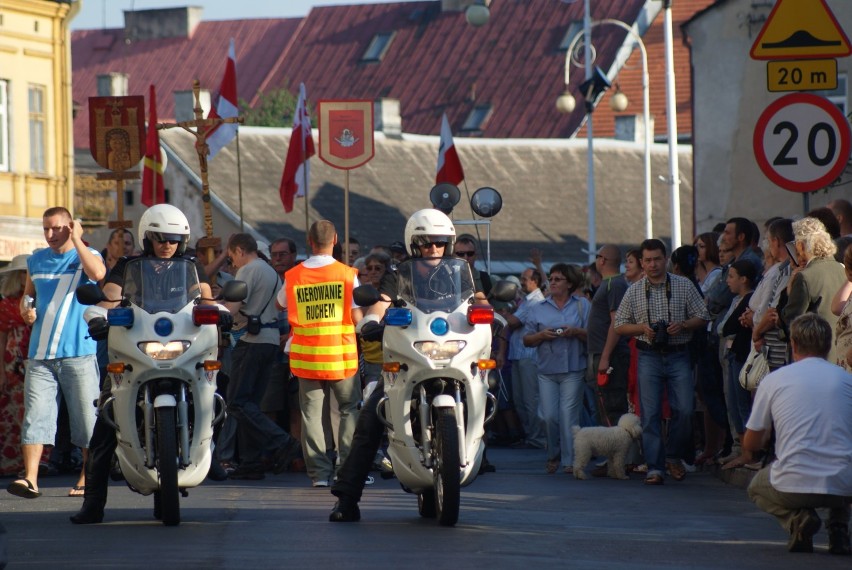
[750,0,851,60]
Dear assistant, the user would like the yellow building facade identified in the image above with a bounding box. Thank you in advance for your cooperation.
[0,0,78,260]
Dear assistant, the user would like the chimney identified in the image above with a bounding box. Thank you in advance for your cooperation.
[173,89,211,123]
[615,114,654,143]
[374,98,402,138]
[124,6,203,41]
[97,73,128,97]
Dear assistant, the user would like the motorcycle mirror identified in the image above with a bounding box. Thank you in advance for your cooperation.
[470,187,502,218]
[490,279,518,303]
[353,284,381,307]
[220,280,248,303]
[429,183,461,215]
[75,284,106,306]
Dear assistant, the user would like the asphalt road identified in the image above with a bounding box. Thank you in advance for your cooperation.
[1,447,849,569]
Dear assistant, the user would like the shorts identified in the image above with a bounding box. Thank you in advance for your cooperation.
[21,355,99,448]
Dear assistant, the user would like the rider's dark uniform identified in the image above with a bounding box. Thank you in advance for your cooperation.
[70,255,209,524]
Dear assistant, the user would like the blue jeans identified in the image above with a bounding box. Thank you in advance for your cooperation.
[637,350,694,476]
[725,352,752,436]
[537,370,585,467]
[22,355,99,448]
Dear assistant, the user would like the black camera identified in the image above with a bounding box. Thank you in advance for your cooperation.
[651,320,669,346]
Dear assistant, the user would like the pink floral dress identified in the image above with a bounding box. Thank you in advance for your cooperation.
[0,294,31,476]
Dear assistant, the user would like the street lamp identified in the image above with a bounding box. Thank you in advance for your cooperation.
[465,0,490,27]
[556,18,654,247]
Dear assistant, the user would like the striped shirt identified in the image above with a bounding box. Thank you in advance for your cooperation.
[28,246,102,360]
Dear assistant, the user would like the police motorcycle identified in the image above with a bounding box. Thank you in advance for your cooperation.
[356,209,516,526]
[77,253,244,527]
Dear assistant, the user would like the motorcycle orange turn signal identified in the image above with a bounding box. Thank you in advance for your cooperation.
[383,362,402,373]
[477,359,497,370]
[202,360,221,371]
[107,362,127,374]
[467,305,494,325]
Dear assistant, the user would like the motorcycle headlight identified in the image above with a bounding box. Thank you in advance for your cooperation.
[413,340,466,360]
[138,341,190,360]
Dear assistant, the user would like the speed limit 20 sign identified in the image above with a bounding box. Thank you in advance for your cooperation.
[753,93,851,192]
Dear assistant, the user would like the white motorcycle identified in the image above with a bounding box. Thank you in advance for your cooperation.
[357,257,514,526]
[77,256,245,526]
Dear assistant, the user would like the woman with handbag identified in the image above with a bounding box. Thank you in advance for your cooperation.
[719,260,757,470]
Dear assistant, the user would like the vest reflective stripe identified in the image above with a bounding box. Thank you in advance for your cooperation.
[290,358,359,372]
[285,261,358,380]
[293,325,355,336]
[289,342,355,356]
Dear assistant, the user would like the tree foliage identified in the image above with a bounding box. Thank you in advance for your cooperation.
[239,87,314,128]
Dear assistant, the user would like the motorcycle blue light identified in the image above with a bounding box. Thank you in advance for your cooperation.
[154,317,174,337]
[430,317,449,336]
[384,308,412,326]
[107,307,134,327]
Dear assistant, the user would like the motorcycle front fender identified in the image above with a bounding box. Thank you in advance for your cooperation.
[154,394,177,408]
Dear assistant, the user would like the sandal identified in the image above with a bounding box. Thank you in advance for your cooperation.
[644,473,664,486]
[7,478,42,499]
[667,461,687,481]
[545,459,559,474]
[69,485,85,497]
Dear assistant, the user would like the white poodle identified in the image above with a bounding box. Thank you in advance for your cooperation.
[572,413,642,480]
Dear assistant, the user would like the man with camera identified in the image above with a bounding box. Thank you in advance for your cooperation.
[615,239,710,485]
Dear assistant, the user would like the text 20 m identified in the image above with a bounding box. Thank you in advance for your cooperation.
[767,60,837,93]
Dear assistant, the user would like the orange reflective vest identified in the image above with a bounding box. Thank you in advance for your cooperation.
[285,261,358,380]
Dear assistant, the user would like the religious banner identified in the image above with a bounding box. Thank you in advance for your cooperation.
[317,100,374,170]
[88,96,146,173]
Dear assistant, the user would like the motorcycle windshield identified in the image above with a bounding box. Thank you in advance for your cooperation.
[121,257,201,314]
[395,258,475,313]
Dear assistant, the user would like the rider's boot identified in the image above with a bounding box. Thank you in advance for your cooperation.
[70,415,114,524]
[329,494,361,522]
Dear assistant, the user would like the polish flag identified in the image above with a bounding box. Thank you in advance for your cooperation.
[436,113,464,186]
[279,83,316,213]
[141,85,165,206]
[205,39,239,159]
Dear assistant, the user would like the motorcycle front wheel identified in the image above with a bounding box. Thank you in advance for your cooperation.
[155,407,181,526]
[433,407,460,526]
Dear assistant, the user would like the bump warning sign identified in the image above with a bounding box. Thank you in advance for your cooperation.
[750,0,851,60]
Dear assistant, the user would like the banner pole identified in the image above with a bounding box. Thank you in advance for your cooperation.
[344,169,350,264]
[236,131,244,232]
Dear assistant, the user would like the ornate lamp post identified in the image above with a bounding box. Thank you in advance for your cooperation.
[556,18,653,246]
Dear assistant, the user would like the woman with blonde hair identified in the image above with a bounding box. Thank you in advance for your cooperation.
[782,217,847,363]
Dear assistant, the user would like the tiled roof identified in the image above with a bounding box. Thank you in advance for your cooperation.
[72,18,300,148]
[159,127,693,265]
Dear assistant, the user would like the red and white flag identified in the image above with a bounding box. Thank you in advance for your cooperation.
[279,83,316,213]
[205,39,239,159]
[436,113,464,186]
[141,84,165,206]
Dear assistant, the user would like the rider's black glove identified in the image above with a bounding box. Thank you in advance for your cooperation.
[88,317,109,341]
[359,321,385,342]
[218,311,234,332]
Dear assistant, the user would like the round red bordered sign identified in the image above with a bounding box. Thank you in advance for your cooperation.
[753,92,851,193]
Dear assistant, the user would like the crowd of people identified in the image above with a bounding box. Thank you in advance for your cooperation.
[0,200,850,555]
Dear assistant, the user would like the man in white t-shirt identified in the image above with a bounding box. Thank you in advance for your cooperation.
[745,313,852,555]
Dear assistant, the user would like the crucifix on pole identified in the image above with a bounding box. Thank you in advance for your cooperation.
[156,79,243,266]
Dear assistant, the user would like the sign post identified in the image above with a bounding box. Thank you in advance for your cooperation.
[317,100,375,264]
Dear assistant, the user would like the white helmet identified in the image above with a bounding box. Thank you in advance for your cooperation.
[404,208,455,257]
[138,203,190,256]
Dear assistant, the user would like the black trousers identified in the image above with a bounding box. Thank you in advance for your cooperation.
[331,379,385,503]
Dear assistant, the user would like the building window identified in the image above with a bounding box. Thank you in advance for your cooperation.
[558,21,583,52]
[0,80,9,172]
[461,104,492,132]
[28,84,46,174]
[361,32,394,62]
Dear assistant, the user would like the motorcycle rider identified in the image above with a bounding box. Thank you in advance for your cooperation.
[71,204,217,524]
[330,208,485,522]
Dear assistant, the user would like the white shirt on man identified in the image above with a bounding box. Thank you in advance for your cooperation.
[746,357,852,496]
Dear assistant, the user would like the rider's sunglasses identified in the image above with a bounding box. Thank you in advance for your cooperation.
[454,251,475,258]
[148,232,183,245]
[412,236,448,249]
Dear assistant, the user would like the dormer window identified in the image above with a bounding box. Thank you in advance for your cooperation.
[362,32,395,62]
[461,104,492,132]
[558,20,583,51]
